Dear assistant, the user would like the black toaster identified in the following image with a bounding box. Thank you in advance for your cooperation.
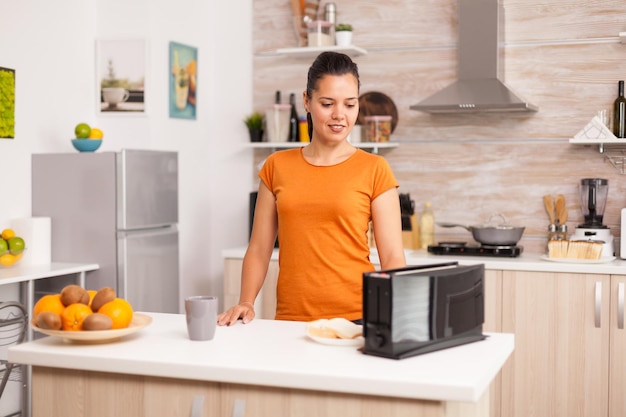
[362,262,486,359]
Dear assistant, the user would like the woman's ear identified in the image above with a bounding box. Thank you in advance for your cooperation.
[302,91,309,113]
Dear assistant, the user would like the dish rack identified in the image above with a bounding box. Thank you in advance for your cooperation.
[0,301,28,417]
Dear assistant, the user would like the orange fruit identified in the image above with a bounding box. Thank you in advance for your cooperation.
[88,128,104,139]
[98,298,133,329]
[87,290,97,307]
[1,228,15,240]
[61,303,93,331]
[33,294,65,321]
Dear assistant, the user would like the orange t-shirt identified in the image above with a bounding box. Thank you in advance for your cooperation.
[259,148,399,321]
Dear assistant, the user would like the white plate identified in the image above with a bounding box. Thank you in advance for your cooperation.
[31,313,152,344]
[307,334,364,347]
[540,255,616,264]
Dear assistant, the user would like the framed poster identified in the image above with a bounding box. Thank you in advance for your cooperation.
[0,67,15,138]
[169,41,197,120]
[96,38,147,115]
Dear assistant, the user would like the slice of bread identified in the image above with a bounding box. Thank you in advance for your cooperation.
[306,318,363,339]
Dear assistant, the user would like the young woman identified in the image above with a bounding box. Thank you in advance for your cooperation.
[218,52,405,325]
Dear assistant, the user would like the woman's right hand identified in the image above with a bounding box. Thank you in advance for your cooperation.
[217,302,256,326]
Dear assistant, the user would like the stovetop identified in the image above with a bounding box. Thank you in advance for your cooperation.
[428,242,523,258]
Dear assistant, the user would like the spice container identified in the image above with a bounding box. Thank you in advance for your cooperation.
[307,21,334,47]
[364,115,392,142]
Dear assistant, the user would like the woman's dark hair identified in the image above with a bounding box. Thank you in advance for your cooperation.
[306,52,360,99]
[305,52,361,139]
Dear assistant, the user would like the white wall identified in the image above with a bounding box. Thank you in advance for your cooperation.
[0,0,254,310]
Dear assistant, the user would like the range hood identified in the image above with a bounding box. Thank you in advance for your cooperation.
[410,0,538,113]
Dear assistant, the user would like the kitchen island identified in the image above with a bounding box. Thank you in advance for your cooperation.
[9,313,514,417]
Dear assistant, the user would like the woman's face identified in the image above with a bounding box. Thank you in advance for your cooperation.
[304,74,359,144]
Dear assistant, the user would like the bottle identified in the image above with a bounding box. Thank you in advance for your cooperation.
[298,115,310,142]
[274,90,281,105]
[324,3,336,40]
[419,202,434,250]
[288,93,300,142]
[613,80,626,138]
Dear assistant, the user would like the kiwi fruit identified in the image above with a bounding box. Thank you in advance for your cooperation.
[60,285,90,307]
[35,311,62,330]
[91,287,116,312]
[82,313,113,331]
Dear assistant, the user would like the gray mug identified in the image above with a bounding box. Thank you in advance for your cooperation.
[185,296,218,341]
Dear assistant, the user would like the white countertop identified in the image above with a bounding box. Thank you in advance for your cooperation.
[0,262,99,285]
[222,247,626,274]
[9,313,514,403]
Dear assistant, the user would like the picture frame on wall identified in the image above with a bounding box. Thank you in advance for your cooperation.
[169,41,197,120]
[96,38,147,115]
[0,67,16,138]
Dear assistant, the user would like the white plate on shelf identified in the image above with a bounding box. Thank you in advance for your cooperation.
[307,334,364,347]
[540,255,616,264]
[31,313,152,344]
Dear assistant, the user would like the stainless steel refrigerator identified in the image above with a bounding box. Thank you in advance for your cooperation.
[31,149,180,313]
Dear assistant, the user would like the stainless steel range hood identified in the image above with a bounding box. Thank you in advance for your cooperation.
[410,0,538,113]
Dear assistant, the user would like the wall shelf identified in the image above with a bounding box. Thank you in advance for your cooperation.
[570,135,626,174]
[262,45,367,59]
[246,141,398,154]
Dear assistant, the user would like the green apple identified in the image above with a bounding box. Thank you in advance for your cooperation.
[7,236,25,255]
[75,123,91,139]
[0,239,7,255]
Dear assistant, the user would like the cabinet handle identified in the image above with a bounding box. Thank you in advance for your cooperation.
[619,282,624,330]
[595,282,602,328]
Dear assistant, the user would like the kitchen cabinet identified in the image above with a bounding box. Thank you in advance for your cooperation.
[500,271,626,417]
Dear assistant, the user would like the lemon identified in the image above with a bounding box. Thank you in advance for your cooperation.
[1,228,15,240]
[75,123,91,139]
[0,253,17,267]
[88,127,104,140]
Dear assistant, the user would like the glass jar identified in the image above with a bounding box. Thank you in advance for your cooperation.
[364,115,392,142]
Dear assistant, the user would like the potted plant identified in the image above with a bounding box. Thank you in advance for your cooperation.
[244,111,264,142]
[335,23,353,46]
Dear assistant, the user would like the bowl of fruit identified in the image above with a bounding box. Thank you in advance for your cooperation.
[0,228,26,267]
[31,285,151,343]
[71,122,103,152]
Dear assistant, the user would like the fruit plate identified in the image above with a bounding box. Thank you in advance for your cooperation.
[31,313,152,344]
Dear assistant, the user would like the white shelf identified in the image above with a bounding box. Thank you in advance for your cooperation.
[269,45,367,59]
[246,141,398,154]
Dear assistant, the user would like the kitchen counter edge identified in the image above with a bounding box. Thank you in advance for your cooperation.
[222,247,626,274]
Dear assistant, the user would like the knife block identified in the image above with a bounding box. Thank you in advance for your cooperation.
[402,214,421,249]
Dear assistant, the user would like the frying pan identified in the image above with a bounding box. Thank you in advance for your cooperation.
[438,214,525,246]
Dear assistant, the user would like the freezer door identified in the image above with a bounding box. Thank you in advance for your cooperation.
[117,226,180,313]
[117,149,178,230]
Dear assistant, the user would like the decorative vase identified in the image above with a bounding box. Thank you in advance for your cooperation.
[248,129,264,143]
[335,31,352,46]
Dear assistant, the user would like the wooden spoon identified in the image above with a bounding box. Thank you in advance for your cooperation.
[543,195,555,225]
[555,194,568,225]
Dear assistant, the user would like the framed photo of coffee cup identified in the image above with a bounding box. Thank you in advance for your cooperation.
[96,38,148,115]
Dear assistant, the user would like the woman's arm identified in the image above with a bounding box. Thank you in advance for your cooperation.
[217,182,278,325]
[371,188,406,270]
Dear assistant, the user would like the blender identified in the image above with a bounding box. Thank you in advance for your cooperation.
[571,178,614,257]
